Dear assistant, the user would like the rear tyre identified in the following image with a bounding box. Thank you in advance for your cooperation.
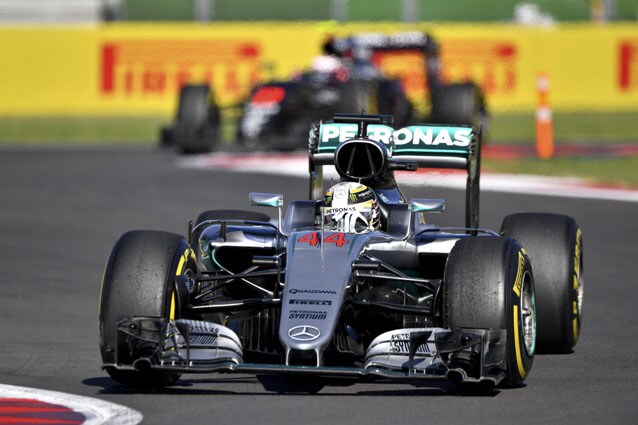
[431,82,486,129]
[445,237,536,387]
[99,230,197,387]
[175,85,218,154]
[500,213,583,353]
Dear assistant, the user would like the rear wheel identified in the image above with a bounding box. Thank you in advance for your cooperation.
[99,230,196,387]
[444,237,536,387]
[500,213,583,353]
[431,82,487,129]
[175,85,218,154]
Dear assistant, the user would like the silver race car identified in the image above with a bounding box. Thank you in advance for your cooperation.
[99,114,583,390]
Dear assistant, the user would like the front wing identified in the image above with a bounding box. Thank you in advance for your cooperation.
[104,318,508,387]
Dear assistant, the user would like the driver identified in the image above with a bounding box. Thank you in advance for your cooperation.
[310,35,347,76]
[323,182,380,233]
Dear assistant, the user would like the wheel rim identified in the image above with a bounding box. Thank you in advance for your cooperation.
[521,270,536,356]
[576,247,584,321]
[171,248,196,321]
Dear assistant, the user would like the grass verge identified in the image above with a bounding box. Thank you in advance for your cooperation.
[483,156,638,188]
[1,111,637,188]
[0,116,168,145]
[489,111,638,144]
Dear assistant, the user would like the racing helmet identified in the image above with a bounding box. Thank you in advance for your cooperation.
[323,182,380,233]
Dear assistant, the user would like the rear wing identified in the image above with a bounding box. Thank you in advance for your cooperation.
[308,114,482,228]
[333,32,442,94]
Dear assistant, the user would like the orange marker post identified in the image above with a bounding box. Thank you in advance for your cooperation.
[536,72,554,159]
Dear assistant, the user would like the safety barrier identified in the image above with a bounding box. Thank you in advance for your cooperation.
[0,22,637,116]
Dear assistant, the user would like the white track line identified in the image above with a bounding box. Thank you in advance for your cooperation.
[180,152,638,203]
[0,384,143,425]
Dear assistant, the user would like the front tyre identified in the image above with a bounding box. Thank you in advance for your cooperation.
[99,230,197,387]
[445,237,536,387]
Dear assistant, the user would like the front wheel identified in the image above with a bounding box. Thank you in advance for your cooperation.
[444,237,536,387]
[99,230,197,387]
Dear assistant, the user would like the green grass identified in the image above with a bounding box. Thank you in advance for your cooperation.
[0,115,168,145]
[122,0,638,21]
[483,156,638,188]
[1,111,637,188]
[489,111,638,144]
[2,110,636,145]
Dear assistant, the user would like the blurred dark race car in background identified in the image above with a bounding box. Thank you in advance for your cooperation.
[161,32,488,153]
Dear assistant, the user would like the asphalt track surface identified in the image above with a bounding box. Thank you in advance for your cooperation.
[0,146,637,425]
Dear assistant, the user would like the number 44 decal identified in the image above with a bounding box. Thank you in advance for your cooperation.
[297,232,349,248]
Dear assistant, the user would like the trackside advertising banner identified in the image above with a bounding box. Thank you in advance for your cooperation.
[0,23,637,115]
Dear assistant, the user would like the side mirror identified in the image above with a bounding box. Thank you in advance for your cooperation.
[409,198,446,213]
[249,193,283,208]
[249,192,284,234]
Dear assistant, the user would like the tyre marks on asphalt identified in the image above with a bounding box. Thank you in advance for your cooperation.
[0,385,142,425]
[179,152,638,202]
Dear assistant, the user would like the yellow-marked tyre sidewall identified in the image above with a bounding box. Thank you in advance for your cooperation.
[569,228,584,348]
[169,243,197,320]
[505,250,535,387]
[500,213,582,353]
[99,230,196,387]
[444,237,535,388]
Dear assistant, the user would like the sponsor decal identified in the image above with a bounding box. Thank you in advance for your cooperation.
[288,325,321,341]
[251,85,285,104]
[240,103,280,137]
[288,310,328,320]
[289,299,332,306]
[513,251,525,297]
[319,123,472,148]
[389,333,431,354]
[440,40,518,95]
[324,206,357,214]
[289,288,337,295]
[619,40,638,91]
[100,39,261,102]
[371,39,517,111]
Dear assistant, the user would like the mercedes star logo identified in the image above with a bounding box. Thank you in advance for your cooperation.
[288,325,321,341]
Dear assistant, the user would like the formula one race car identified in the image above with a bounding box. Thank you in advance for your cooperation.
[160,32,487,153]
[102,114,582,391]
[237,32,486,150]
